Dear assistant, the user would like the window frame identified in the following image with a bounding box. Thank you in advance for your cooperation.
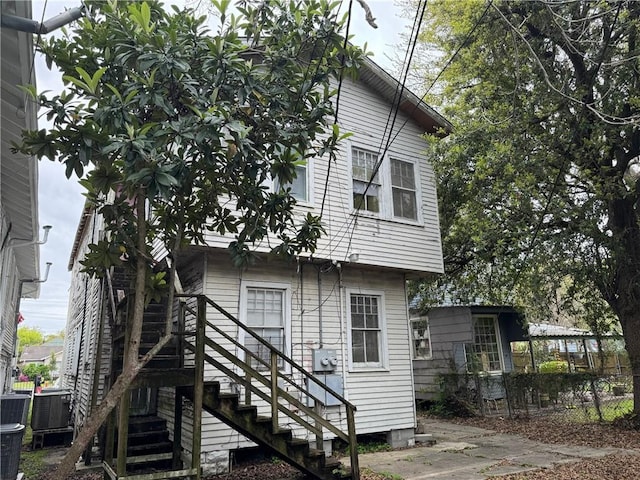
[238,280,292,372]
[272,160,313,206]
[347,143,423,224]
[346,288,389,371]
[410,316,432,360]
[466,315,504,374]
[390,157,418,221]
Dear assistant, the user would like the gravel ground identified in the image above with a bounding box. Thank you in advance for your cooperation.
[53,416,640,480]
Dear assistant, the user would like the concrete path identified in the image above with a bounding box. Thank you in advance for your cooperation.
[348,419,639,479]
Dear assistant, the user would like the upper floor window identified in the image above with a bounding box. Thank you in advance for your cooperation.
[274,163,309,203]
[351,147,380,213]
[391,158,417,220]
[411,316,432,360]
[349,145,421,222]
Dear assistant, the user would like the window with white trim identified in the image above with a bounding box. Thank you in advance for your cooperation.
[349,145,421,222]
[351,147,380,213]
[411,316,432,360]
[391,158,417,220]
[274,163,309,203]
[348,291,387,369]
[240,282,290,371]
[466,315,502,373]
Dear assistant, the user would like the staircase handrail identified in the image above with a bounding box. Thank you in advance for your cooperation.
[176,293,360,479]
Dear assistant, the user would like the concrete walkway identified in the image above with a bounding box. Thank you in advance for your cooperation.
[347,419,639,479]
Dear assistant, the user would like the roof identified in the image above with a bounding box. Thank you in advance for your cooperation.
[359,56,451,136]
[527,322,619,340]
[20,344,63,363]
[1,0,41,298]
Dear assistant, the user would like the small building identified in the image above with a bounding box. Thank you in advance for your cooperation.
[411,306,527,401]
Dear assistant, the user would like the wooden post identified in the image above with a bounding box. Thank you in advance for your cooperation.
[271,351,279,433]
[173,387,183,469]
[244,370,252,406]
[192,296,206,479]
[346,406,359,480]
[314,402,323,451]
[117,309,132,477]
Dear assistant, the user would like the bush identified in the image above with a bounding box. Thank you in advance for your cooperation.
[538,360,569,373]
[22,363,51,381]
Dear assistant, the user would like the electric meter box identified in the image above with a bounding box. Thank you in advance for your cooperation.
[312,348,338,372]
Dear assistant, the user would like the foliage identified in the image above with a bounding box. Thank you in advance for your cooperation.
[409,0,640,411]
[13,1,364,476]
[17,327,43,356]
[538,361,569,374]
[16,0,365,280]
[19,448,47,479]
[22,363,51,381]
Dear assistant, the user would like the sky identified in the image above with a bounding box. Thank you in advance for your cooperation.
[18,0,413,335]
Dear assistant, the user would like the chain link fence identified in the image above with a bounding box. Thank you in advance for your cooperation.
[438,372,633,422]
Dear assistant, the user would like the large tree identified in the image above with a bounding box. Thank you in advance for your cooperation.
[17,0,363,477]
[412,0,640,411]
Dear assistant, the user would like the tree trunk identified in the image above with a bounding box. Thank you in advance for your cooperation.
[608,198,640,414]
[51,189,153,479]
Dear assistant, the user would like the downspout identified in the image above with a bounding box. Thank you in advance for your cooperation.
[1,7,84,34]
[404,274,417,427]
[337,263,348,400]
[317,264,323,348]
[299,259,305,363]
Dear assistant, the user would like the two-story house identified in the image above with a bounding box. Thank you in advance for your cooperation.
[61,55,450,479]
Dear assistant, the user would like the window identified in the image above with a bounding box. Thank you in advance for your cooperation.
[391,159,417,220]
[274,163,309,203]
[466,315,502,373]
[351,147,380,213]
[349,145,421,222]
[348,291,387,369]
[411,316,432,360]
[240,282,291,370]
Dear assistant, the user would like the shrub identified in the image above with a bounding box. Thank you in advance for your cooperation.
[538,360,569,373]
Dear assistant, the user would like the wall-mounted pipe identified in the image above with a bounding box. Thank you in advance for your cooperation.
[4,225,52,250]
[1,6,85,34]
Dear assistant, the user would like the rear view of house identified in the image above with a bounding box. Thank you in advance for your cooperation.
[61,55,449,479]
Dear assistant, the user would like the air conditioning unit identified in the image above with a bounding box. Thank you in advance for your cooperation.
[31,390,72,431]
[0,394,31,425]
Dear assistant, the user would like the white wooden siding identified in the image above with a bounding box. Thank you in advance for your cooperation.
[202,75,443,277]
[184,250,416,457]
[61,210,111,430]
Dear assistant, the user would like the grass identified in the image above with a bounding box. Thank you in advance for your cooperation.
[568,398,633,422]
[19,448,48,479]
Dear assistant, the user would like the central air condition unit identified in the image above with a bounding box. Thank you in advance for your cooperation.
[0,394,31,425]
[31,390,72,431]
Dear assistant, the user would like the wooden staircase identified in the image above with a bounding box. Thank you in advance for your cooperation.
[102,291,360,480]
[183,381,349,480]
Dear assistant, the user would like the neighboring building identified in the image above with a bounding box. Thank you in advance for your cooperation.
[61,55,450,477]
[0,0,42,395]
[411,306,527,401]
[19,338,64,378]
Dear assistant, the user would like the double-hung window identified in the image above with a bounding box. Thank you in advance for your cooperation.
[350,145,421,222]
[351,148,381,213]
[391,158,417,220]
[466,315,502,373]
[348,290,387,369]
[240,282,290,370]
